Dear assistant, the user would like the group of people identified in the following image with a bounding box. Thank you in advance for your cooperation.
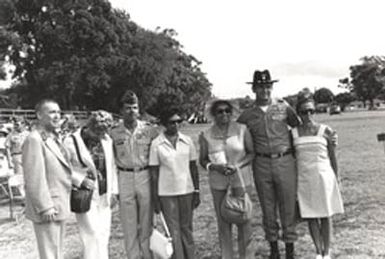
[198,70,343,259]
[19,69,344,259]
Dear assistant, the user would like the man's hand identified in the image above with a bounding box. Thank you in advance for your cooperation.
[80,177,95,190]
[192,192,200,209]
[41,208,58,222]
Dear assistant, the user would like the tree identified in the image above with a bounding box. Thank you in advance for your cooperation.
[334,92,355,111]
[340,56,385,109]
[314,87,334,104]
[0,0,212,114]
[238,95,254,110]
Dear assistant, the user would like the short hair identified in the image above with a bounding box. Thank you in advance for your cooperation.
[296,88,315,112]
[35,99,59,113]
[159,107,181,126]
[118,90,139,109]
[209,99,234,117]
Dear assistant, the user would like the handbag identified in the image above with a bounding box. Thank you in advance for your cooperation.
[150,212,173,259]
[70,185,93,213]
[70,135,93,213]
[220,167,253,225]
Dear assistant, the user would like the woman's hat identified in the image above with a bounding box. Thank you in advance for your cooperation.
[246,69,279,85]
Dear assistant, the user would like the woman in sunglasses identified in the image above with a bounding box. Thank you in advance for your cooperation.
[149,107,200,259]
[292,89,344,259]
[199,100,254,259]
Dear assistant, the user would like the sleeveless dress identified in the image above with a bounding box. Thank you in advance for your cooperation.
[292,124,344,218]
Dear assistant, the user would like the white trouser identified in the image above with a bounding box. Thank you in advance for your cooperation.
[33,221,65,259]
[75,196,112,259]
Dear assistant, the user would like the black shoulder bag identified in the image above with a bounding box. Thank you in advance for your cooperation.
[70,135,94,213]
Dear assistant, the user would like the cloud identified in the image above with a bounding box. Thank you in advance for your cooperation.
[272,61,348,79]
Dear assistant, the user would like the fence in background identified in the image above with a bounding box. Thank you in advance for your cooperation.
[0,109,90,122]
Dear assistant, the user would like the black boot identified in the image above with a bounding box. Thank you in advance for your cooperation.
[285,242,294,259]
[269,241,280,259]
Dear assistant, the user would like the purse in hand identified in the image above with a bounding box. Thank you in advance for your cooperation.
[70,185,93,213]
[70,135,94,213]
[220,168,253,225]
[150,212,173,259]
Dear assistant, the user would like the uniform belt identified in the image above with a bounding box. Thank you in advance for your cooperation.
[255,150,293,159]
[118,166,149,172]
[11,152,22,156]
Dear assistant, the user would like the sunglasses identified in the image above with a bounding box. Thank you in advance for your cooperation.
[299,109,315,115]
[216,108,232,115]
[167,119,183,125]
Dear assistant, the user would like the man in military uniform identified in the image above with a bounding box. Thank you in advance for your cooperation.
[238,70,300,259]
[5,116,29,177]
[110,91,158,259]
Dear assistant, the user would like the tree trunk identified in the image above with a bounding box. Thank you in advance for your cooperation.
[369,98,375,110]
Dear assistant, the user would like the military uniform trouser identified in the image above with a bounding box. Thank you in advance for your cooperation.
[118,170,153,259]
[253,154,298,243]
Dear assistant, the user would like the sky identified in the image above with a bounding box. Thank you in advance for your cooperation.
[109,0,385,98]
[2,0,385,99]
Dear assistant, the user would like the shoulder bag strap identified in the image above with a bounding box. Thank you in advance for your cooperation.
[71,135,87,168]
[235,167,246,191]
[159,212,171,238]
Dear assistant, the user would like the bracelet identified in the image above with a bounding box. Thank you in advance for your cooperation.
[193,189,200,193]
[206,162,212,171]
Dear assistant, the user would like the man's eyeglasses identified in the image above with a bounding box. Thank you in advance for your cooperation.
[299,109,315,115]
[216,108,232,115]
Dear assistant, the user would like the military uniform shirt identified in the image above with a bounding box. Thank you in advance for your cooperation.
[110,120,158,168]
[5,130,29,155]
[237,99,300,154]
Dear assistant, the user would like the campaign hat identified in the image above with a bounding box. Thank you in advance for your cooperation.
[246,69,279,85]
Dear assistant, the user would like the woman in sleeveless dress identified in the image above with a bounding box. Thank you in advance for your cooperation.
[292,89,344,259]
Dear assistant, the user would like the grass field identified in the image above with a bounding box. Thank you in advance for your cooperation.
[1,110,385,258]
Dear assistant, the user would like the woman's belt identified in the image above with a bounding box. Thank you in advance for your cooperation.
[255,150,293,159]
[117,166,149,172]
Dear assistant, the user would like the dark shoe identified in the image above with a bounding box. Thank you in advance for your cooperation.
[285,243,294,259]
[269,241,280,259]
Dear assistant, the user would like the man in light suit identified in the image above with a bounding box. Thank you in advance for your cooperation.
[64,110,119,259]
[22,99,72,259]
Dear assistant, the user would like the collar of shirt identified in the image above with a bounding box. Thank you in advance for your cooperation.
[158,132,189,147]
[210,121,240,139]
[115,120,147,135]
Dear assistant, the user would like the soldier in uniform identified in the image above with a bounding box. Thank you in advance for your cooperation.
[5,116,29,177]
[238,70,300,259]
[110,91,158,259]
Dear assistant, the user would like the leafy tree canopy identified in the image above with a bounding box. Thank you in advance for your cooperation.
[314,87,334,104]
[340,56,385,109]
[0,0,212,115]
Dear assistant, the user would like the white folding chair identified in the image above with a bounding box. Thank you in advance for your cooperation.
[8,174,25,221]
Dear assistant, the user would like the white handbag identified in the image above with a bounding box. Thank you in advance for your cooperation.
[150,212,173,259]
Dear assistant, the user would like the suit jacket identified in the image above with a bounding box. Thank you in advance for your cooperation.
[64,129,118,207]
[22,128,72,223]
